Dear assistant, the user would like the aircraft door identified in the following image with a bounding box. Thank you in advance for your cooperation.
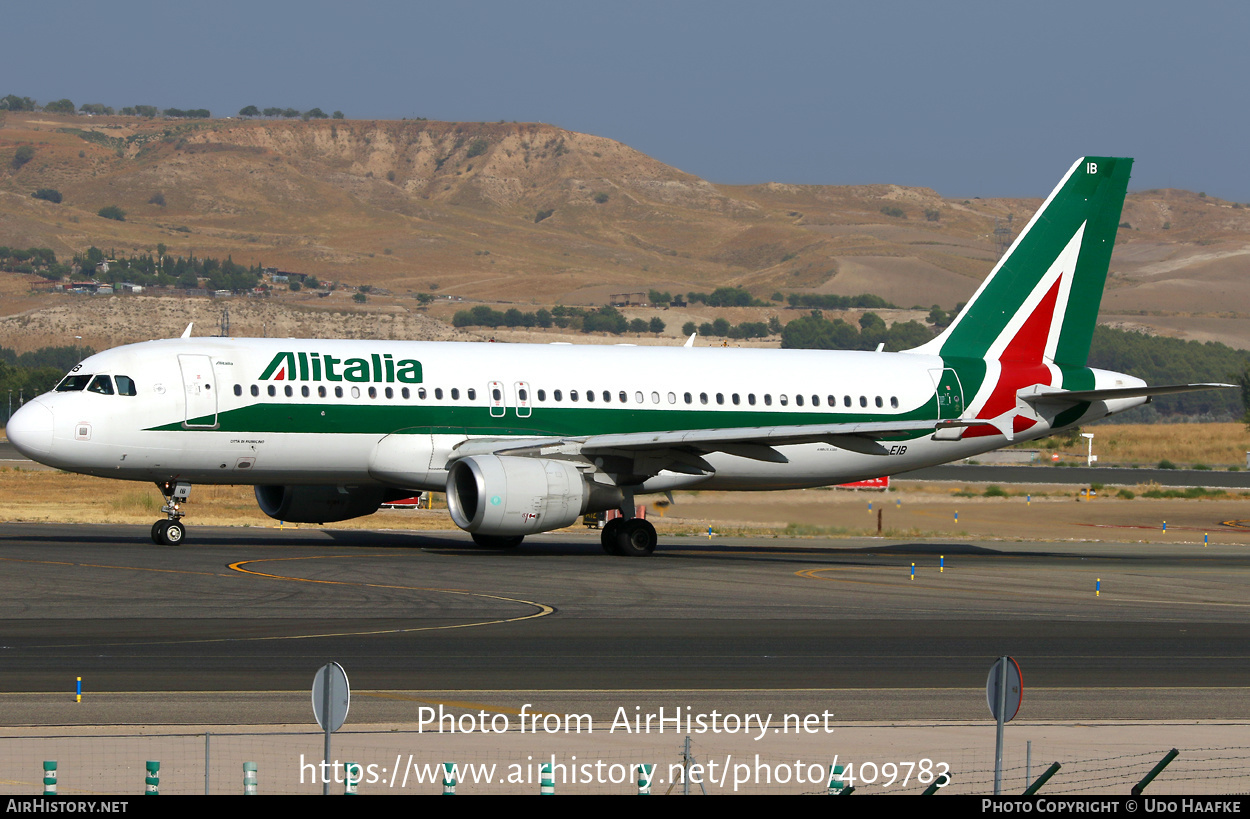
[514,381,532,418]
[179,354,218,428]
[929,368,965,420]
[488,381,506,418]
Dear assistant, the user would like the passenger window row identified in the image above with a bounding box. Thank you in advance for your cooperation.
[233,383,899,411]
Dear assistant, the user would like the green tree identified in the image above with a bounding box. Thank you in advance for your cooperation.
[332,111,345,119]
[303,108,328,120]
[32,189,62,204]
[649,317,665,334]
[238,105,260,117]
[45,98,75,114]
[353,292,367,303]
[682,321,697,336]
[97,205,126,222]
[11,145,34,170]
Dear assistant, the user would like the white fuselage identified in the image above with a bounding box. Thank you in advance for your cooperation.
[7,337,1141,493]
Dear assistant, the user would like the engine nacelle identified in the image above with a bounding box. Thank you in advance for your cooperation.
[255,484,387,524]
[446,455,599,536]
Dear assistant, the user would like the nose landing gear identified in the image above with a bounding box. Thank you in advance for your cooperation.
[151,480,191,545]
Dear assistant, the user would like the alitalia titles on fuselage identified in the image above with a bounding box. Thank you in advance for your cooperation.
[259,351,423,384]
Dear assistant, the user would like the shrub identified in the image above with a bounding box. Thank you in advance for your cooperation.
[11,145,34,170]
[534,208,554,223]
[1117,489,1136,500]
[352,292,367,303]
[466,138,488,158]
[97,205,126,221]
[593,191,609,204]
[880,205,905,218]
[924,209,941,222]
[32,189,62,204]
[148,192,166,206]
[983,485,1009,498]
[1157,459,1176,470]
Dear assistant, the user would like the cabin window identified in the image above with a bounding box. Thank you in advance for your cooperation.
[351,386,361,399]
[302,386,310,398]
[603,390,611,403]
[875,396,883,408]
[779,394,788,406]
[451,388,459,400]
[284,385,293,398]
[383,387,392,399]
[233,384,242,396]
[492,388,502,401]
[402,387,410,399]
[748,394,756,405]
[537,389,546,402]
[435,388,443,400]
[795,394,804,407]
[651,391,660,404]
[368,387,377,399]
[268,385,276,397]
[88,375,114,395]
[585,390,594,403]
[553,389,562,402]
[716,393,724,405]
[519,388,528,401]
[320,386,328,398]
[570,390,579,402]
[859,396,867,407]
[467,388,476,400]
[56,374,92,392]
[335,386,344,398]
[700,393,708,405]
[683,392,692,404]
[763,394,772,406]
[890,396,898,409]
[732,393,740,405]
[827,395,835,407]
[251,385,260,397]
[635,391,643,403]
[844,395,851,407]
[418,387,426,400]
[622,391,630,403]
[812,395,820,407]
[667,392,676,404]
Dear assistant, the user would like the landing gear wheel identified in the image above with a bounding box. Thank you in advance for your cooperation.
[151,520,169,544]
[471,533,524,548]
[615,519,657,557]
[162,520,185,545]
[600,518,624,555]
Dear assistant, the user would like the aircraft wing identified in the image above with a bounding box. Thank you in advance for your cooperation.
[450,418,970,476]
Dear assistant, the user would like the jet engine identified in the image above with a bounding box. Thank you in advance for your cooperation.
[446,455,614,536]
[254,484,389,524]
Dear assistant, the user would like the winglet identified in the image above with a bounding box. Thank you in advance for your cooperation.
[180,323,193,339]
[683,333,696,348]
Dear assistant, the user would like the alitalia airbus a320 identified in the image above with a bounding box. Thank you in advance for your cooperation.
[5,157,1228,554]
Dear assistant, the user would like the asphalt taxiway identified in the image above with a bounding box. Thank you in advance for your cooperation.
[1,523,1247,724]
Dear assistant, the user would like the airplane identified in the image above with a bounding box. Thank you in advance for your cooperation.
[4,156,1231,554]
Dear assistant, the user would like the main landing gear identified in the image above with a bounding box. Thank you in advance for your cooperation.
[151,480,191,545]
[600,516,657,557]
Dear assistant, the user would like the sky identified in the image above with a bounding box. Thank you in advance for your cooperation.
[6,1,1248,200]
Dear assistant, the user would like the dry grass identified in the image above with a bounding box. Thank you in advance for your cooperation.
[1079,422,1250,467]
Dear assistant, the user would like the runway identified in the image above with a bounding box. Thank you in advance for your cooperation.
[1,523,1248,724]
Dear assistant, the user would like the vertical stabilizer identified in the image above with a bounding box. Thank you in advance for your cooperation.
[910,157,1132,367]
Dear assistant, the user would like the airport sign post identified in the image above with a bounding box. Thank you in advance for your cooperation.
[312,662,350,796]
[987,656,1022,795]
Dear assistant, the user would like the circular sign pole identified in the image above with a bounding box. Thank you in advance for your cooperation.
[312,663,351,796]
[986,656,1023,795]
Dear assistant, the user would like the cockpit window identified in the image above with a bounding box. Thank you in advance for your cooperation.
[56,374,92,392]
[87,375,115,395]
[115,375,137,396]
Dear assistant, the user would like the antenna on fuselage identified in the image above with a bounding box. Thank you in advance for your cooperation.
[180,323,193,339]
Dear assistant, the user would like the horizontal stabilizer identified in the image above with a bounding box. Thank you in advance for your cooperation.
[1018,383,1235,404]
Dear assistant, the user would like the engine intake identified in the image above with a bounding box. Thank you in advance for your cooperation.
[446,455,604,536]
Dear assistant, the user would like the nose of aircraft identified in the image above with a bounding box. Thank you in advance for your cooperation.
[6,399,54,459]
